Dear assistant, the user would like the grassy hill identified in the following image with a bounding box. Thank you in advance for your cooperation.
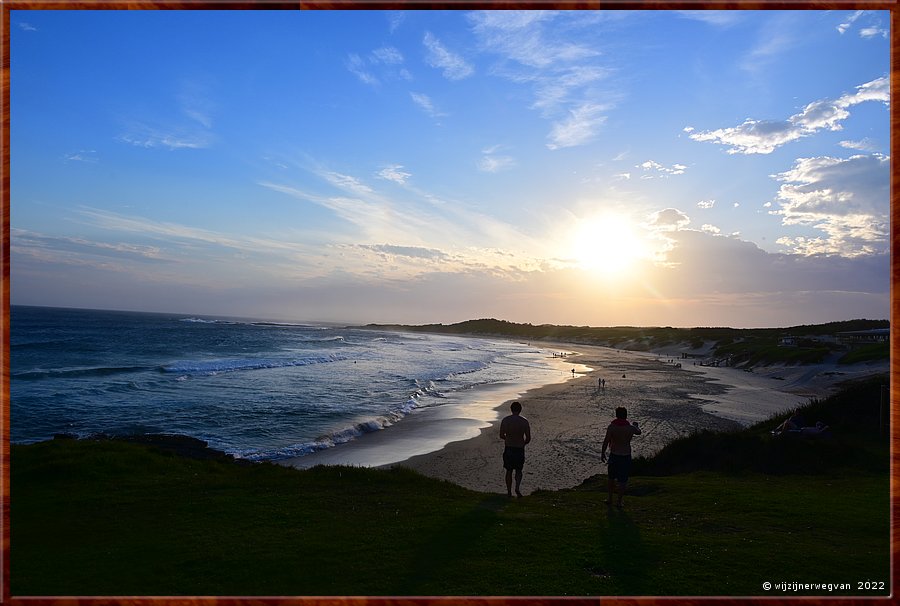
[364,318,890,367]
[11,376,890,597]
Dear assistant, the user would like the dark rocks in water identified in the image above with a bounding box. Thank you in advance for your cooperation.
[53,433,78,441]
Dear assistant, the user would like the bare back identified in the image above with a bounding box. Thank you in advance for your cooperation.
[604,422,641,456]
[499,414,531,448]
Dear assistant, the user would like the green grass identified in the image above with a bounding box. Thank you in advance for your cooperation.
[713,337,835,366]
[12,378,891,597]
[363,319,891,367]
[839,342,890,365]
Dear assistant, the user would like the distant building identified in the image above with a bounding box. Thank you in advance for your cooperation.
[836,328,890,347]
[778,336,797,347]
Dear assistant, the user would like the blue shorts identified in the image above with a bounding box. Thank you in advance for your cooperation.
[503,446,525,471]
[607,453,631,483]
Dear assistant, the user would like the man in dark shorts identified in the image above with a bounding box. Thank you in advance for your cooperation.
[601,406,642,508]
[499,401,531,497]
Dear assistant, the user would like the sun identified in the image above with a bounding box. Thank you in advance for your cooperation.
[568,214,647,274]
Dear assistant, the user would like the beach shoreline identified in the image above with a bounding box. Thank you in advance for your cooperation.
[281,338,888,495]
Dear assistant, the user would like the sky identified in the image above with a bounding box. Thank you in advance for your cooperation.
[9,9,891,328]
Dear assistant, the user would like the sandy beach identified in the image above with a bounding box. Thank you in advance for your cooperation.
[283,342,888,496]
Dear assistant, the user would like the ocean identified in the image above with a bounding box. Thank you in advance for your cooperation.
[10,306,579,462]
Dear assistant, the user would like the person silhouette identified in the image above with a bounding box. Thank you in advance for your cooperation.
[499,401,531,497]
[600,406,642,508]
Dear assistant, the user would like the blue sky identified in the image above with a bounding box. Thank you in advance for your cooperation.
[10,9,890,327]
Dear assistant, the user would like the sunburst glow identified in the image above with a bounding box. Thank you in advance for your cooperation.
[568,214,648,274]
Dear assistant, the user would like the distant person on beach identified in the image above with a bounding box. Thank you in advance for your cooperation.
[600,406,642,508]
[499,401,531,497]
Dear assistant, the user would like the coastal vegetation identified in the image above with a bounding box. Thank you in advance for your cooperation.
[12,376,889,597]
[364,318,890,367]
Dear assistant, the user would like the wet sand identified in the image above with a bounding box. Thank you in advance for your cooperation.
[393,345,749,495]
[283,341,888,496]
[385,345,886,495]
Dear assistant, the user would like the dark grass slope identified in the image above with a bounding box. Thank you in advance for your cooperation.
[11,377,890,597]
[631,374,889,476]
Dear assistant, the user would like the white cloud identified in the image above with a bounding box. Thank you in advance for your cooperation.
[700,224,721,234]
[18,22,38,31]
[741,32,794,73]
[639,160,687,178]
[346,53,379,86]
[531,66,610,114]
[479,152,516,173]
[468,11,613,151]
[839,138,880,152]
[673,10,743,27]
[117,83,216,151]
[261,163,550,272]
[12,228,167,265]
[697,200,715,209]
[371,46,404,65]
[323,171,375,196]
[347,47,410,85]
[176,80,215,129]
[649,229,888,312]
[410,92,446,118]
[674,11,743,27]
[547,103,607,150]
[388,11,405,34]
[771,153,889,257]
[648,208,691,232]
[423,32,474,80]
[837,10,888,39]
[64,150,98,163]
[354,244,449,262]
[689,76,888,154]
[837,10,865,34]
[377,165,411,185]
[468,11,599,69]
[859,26,888,39]
[118,129,210,150]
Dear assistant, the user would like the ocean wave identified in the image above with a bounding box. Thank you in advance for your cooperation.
[179,317,238,325]
[296,335,346,343]
[161,354,347,376]
[13,365,152,380]
[412,379,446,399]
[180,316,326,330]
[251,321,322,329]
[236,397,423,462]
[444,360,492,378]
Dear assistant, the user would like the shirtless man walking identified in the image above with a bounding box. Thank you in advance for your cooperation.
[600,406,642,508]
[499,401,531,497]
